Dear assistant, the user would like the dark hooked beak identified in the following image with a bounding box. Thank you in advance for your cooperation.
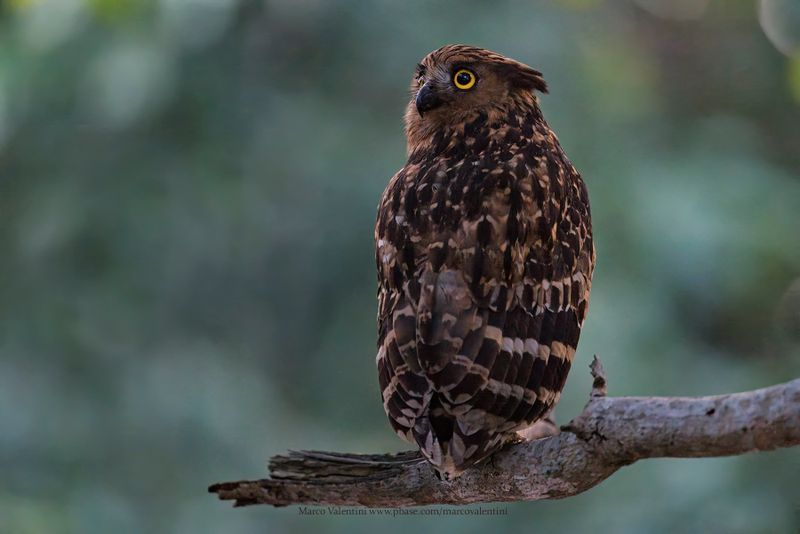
[415,83,444,116]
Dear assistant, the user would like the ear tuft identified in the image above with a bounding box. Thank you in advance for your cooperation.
[495,60,548,94]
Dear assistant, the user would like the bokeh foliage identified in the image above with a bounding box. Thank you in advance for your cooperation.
[1,1,799,533]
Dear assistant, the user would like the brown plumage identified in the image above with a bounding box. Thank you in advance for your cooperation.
[375,45,595,479]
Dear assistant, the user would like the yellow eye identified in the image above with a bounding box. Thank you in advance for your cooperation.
[453,69,476,90]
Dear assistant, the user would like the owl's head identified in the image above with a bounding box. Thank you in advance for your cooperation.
[404,45,547,151]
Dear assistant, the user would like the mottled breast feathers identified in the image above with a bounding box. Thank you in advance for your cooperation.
[375,45,594,479]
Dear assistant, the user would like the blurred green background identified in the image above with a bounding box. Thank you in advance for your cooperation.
[1,0,799,532]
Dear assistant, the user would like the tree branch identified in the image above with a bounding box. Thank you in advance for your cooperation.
[208,357,800,507]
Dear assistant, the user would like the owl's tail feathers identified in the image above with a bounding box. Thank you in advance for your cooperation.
[412,395,509,479]
[411,394,459,477]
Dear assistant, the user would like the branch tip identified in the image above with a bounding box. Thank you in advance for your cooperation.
[589,355,607,397]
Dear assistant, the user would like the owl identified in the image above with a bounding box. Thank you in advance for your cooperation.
[375,45,594,479]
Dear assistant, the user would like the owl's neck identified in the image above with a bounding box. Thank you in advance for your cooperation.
[404,100,546,164]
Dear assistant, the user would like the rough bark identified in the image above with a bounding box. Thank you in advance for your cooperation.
[208,357,800,507]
